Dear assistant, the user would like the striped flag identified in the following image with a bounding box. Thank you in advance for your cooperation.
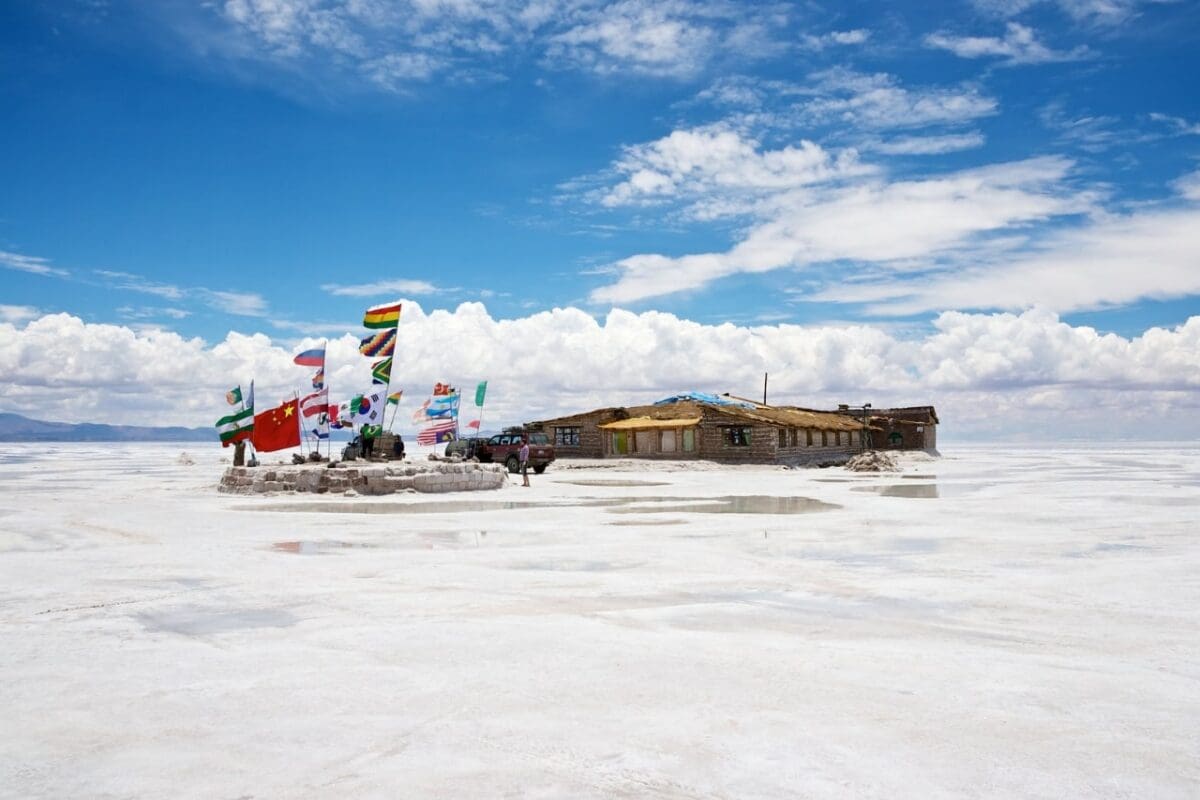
[311,369,324,390]
[416,419,457,445]
[300,389,328,417]
[294,346,325,367]
[363,302,402,329]
[410,398,430,424]
[387,390,402,405]
[371,357,392,385]
[359,329,396,357]
[215,406,254,446]
[226,386,243,406]
[426,391,459,418]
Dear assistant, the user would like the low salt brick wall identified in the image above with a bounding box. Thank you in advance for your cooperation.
[218,461,508,495]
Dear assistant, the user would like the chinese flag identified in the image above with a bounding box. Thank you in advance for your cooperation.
[251,398,301,452]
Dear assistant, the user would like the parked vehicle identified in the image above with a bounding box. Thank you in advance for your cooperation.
[475,431,555,474]
[444,436,486,459]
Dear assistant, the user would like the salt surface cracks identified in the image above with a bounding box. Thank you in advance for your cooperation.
[1,443,1199,798]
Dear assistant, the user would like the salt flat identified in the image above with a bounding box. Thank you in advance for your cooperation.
[1,443,1198,799]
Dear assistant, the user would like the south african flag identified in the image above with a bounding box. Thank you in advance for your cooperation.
[371,357,392,385]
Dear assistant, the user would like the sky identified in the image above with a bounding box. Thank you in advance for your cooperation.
[1,0,1198,440]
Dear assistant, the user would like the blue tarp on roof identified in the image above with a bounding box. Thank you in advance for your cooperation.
[653,392,756,409]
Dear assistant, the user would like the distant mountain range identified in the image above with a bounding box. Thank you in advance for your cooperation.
[0,413,215,442]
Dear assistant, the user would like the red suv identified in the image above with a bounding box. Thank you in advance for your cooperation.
[476,431,555,474]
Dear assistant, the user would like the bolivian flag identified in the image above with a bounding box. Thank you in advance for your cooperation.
[363,302,401,329]
[359,328,396,357]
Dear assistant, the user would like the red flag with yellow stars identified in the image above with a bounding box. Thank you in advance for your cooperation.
[250,398,301,452]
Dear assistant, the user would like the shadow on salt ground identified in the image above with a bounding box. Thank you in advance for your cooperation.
[134,605,298,636]
[1064,542,1154,558]
[849,482,990,498]
[605,496,841,514]
[272,540,376,555]
[607,519,687,526]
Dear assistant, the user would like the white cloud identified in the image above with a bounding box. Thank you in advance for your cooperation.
[925,23,1090,65]
[972,0,1146,25]
[1173,170,1200,201]
[815,204,1200,316]
[0,305,41,324]
[321,279,441,297]
[95,270,186,300]
[196,289,270,316]
[598,125,874,215]
[0,250,69,278]
[590,155,1089,304]
[868,132,986,155]
[1149,112,1200,136]
[799,28,870,51]
[799,69,998,130]
[2,306,1198,438]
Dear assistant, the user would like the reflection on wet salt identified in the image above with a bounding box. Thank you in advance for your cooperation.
[135,605,297,635]
[248,495,839,515]
[607,519,687,526]
[508,559,644,572]
[272,540,375,554]
[606,496,840,515]
[553,479,672,487]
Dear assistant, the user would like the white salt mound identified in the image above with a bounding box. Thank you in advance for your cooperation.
[176,451,195,466]
[845,450,900,472]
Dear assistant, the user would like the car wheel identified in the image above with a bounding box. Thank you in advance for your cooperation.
[533,465,547,474]
[506,455,519,474]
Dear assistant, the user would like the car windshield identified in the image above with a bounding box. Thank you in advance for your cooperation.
[529,433,549,444]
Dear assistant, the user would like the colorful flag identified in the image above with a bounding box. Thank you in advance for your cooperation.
[363,302,402,329]
[215,406,254,446]
[311,369,324,390]
[352,387,389,431]
[246,381,254,411]
[371,357,392,385]
[300,389,328,418]
[359,329,396,358]
[432,382,453,396]
[426,391,460,418]
[294,346,325,367]
[226,386,243,406]
[465,419,480,430]
[328,403,345,429]
[416,419,457,445]
[474,380,487,407]
[410,399,430,424]
[250,399,301,452]
[387,390,402,405]
[309,410,330,440]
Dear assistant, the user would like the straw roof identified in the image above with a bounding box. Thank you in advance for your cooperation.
[535,398,866,432]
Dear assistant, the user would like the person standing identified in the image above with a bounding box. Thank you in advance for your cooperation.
[519,436,531,487]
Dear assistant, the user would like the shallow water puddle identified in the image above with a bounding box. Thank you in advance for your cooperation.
[553,479,672,487]
[606,496,840,514]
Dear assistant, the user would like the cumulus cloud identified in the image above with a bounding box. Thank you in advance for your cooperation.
[597,125,873,215]
[925,23,1090,65]
[590,155,1090,304]
[0,305,41,324]
[2,306,1198,439]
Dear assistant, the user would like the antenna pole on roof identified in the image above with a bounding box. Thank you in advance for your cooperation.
[763,372,768,406]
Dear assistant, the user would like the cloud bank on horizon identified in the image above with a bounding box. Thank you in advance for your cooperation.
[1,0,1198,436]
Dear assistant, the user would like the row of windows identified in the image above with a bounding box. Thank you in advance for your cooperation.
[555,426,580,446]
[775,428,860,448]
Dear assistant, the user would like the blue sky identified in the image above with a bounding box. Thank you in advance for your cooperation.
[1,0,1198,435]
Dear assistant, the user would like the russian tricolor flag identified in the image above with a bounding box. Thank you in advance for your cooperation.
[293,346,325,367]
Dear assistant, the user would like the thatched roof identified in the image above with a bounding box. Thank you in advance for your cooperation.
[534,398,865,432]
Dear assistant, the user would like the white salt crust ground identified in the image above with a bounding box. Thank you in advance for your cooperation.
[1,442,1198,798]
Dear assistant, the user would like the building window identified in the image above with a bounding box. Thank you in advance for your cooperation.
[661,429,677,452]
[723,427,752,447]
[850,430,859,446]
[682,428,696,452]
[555,426,580,446]
[805,429,813,447]
[777,428,788,448]
[820,431,829,447]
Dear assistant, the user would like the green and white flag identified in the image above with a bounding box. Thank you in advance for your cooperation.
[216,406,254,445]
[226,386,243,406]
